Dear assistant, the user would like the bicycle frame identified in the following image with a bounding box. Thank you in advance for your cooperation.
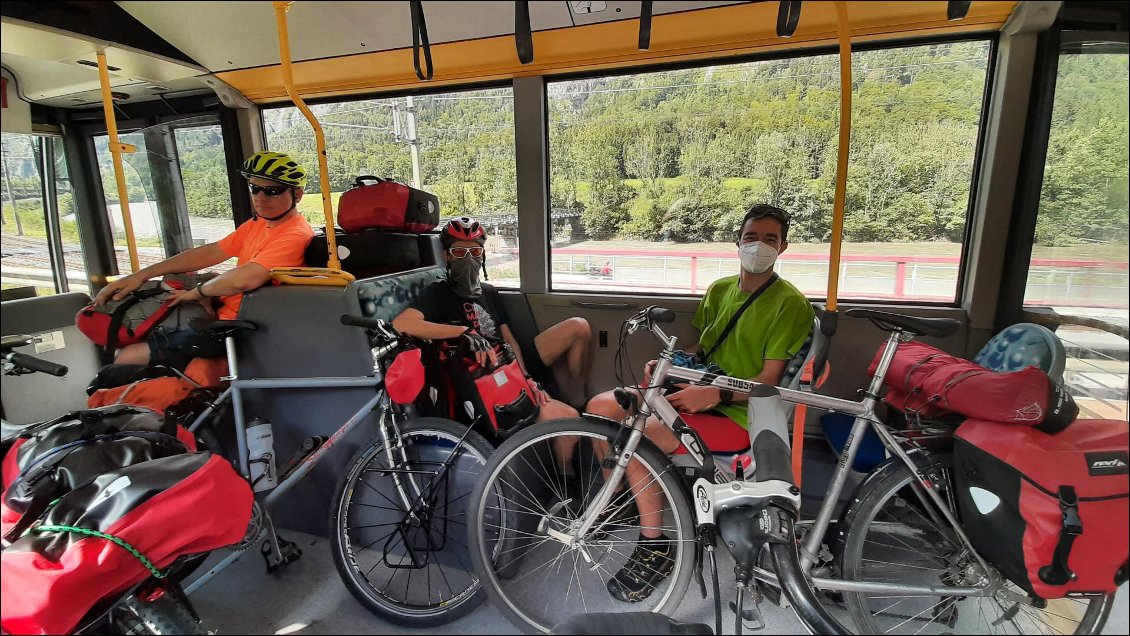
[182,330,467,594]
[593,314,1005,601]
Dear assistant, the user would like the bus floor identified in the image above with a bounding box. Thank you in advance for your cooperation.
[186,441,1130,635]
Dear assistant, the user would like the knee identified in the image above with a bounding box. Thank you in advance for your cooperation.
[540,400,578,421]
[585,391,622,418]
[565,317,592,343]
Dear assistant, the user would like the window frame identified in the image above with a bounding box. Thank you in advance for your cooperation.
[541,33,999,305]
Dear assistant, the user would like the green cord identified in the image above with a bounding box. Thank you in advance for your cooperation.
[31,525,170,579]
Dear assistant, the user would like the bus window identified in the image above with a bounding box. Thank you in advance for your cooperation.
[1025,41,1129,419]
[263,86,518,287]
[1,133,86,297]
[546,40,992,301]
[94,116,234,276]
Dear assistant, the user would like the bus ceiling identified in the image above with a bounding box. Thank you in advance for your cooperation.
[2,1,1033,113]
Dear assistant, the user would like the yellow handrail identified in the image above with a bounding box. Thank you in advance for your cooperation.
[826,1,852,312]
[96,51,140,273]
[273,1,342,271]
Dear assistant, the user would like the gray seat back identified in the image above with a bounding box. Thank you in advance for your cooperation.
[2,293,102,425]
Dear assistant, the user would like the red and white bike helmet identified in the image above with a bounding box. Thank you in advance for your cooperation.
[441,217,486,247]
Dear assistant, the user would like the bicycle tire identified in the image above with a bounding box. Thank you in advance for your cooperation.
[329,417,494,627]
[837,454,1114,635]
[116,592,205,635]
[468,417,696,634]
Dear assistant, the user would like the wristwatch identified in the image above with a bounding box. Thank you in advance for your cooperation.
[718,388,733,404]
[195,280,210,298]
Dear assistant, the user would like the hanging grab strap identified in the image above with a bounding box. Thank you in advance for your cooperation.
[410,0,434,80]
[639,1,654,50]
[777,1,803,38]
[515,1,534,64]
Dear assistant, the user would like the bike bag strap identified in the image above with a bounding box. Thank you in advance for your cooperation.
[1039,485,1082,585]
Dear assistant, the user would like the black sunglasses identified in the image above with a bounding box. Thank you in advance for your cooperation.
[248,183,292,197]
[749,205,791,223]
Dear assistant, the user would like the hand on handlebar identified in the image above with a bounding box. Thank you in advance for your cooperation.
[461,329,497,367]
[667,385,722,413]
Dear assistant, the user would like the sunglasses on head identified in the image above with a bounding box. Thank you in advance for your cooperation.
[447,246,484,258]
[247,183,292,197]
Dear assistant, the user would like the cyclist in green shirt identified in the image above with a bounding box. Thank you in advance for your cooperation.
[585,204,814,603]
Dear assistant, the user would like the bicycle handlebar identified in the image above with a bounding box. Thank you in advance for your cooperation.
[340,314,387,331]
[5,352,68,377]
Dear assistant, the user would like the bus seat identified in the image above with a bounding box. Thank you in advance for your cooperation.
[1,292,102,425]
[973,323,1065,383]
[229,266,443,535]
[355,265,445,321]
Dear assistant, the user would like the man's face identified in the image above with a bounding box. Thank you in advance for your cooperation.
[248,176,302,217]
[738,217,788,255]
[445,239,486,263]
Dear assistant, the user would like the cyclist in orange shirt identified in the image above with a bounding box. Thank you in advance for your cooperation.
[94,151,315,366]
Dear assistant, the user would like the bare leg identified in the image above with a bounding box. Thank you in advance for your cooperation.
[586,391,680,539]
[114,342,151,365]
[534,317,593,408]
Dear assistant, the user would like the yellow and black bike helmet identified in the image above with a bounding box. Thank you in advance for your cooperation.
[239,151,307,189]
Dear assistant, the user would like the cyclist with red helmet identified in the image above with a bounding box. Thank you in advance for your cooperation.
[392,217,594,416]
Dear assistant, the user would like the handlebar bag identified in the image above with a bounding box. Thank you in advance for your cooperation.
[337,176,440,233]
[446,344,539,440]
[872,341,1078,433]
[954,418,1129,599]
[0,452,253,635]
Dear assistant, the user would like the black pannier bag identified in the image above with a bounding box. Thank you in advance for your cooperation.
[954,418,1129,599]
[305,230,443,279]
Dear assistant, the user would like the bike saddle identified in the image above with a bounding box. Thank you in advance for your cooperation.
[846,309,960,338]
[189,317,260,339]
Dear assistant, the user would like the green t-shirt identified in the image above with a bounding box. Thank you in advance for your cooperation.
[691,275,814,428]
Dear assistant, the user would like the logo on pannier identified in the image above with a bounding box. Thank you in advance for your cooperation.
[1013,402,1043,421]
[1086,452,1129,476]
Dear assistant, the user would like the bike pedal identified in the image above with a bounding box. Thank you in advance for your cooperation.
[261,536,303,574]
[278,436,327,482]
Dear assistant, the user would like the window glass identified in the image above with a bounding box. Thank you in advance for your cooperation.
[1,134,61,296]
[547,41,992,300]
[1024,43,1129,420]
[94,116,231,276]
[264,87,518,286]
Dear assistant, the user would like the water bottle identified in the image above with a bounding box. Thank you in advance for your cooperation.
[246,417,277,492]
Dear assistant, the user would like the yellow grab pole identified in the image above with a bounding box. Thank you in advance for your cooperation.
[826,1,852,312]
[273,1,341,271]
[97,51,140,273]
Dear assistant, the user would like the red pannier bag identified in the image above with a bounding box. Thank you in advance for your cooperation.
[0,452,253,635]
[446,344,539,440]
[337,175,440,233]
[872,341,1078,433]
[1,406,195,539]
[954,418,1129,599]
[75,274,204,363]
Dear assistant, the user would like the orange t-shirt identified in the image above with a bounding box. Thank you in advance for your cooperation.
[215,213,314,319]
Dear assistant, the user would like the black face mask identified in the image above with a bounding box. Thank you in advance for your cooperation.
[447,256,483,298]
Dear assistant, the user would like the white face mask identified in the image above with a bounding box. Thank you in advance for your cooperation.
[739,241,778,274]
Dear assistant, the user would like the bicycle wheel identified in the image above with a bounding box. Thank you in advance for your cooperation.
[467,417,696,634]
[838,454,1114,635]
[329,417,495,627]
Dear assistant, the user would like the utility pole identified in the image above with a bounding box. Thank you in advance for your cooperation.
[405,95,421,189]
